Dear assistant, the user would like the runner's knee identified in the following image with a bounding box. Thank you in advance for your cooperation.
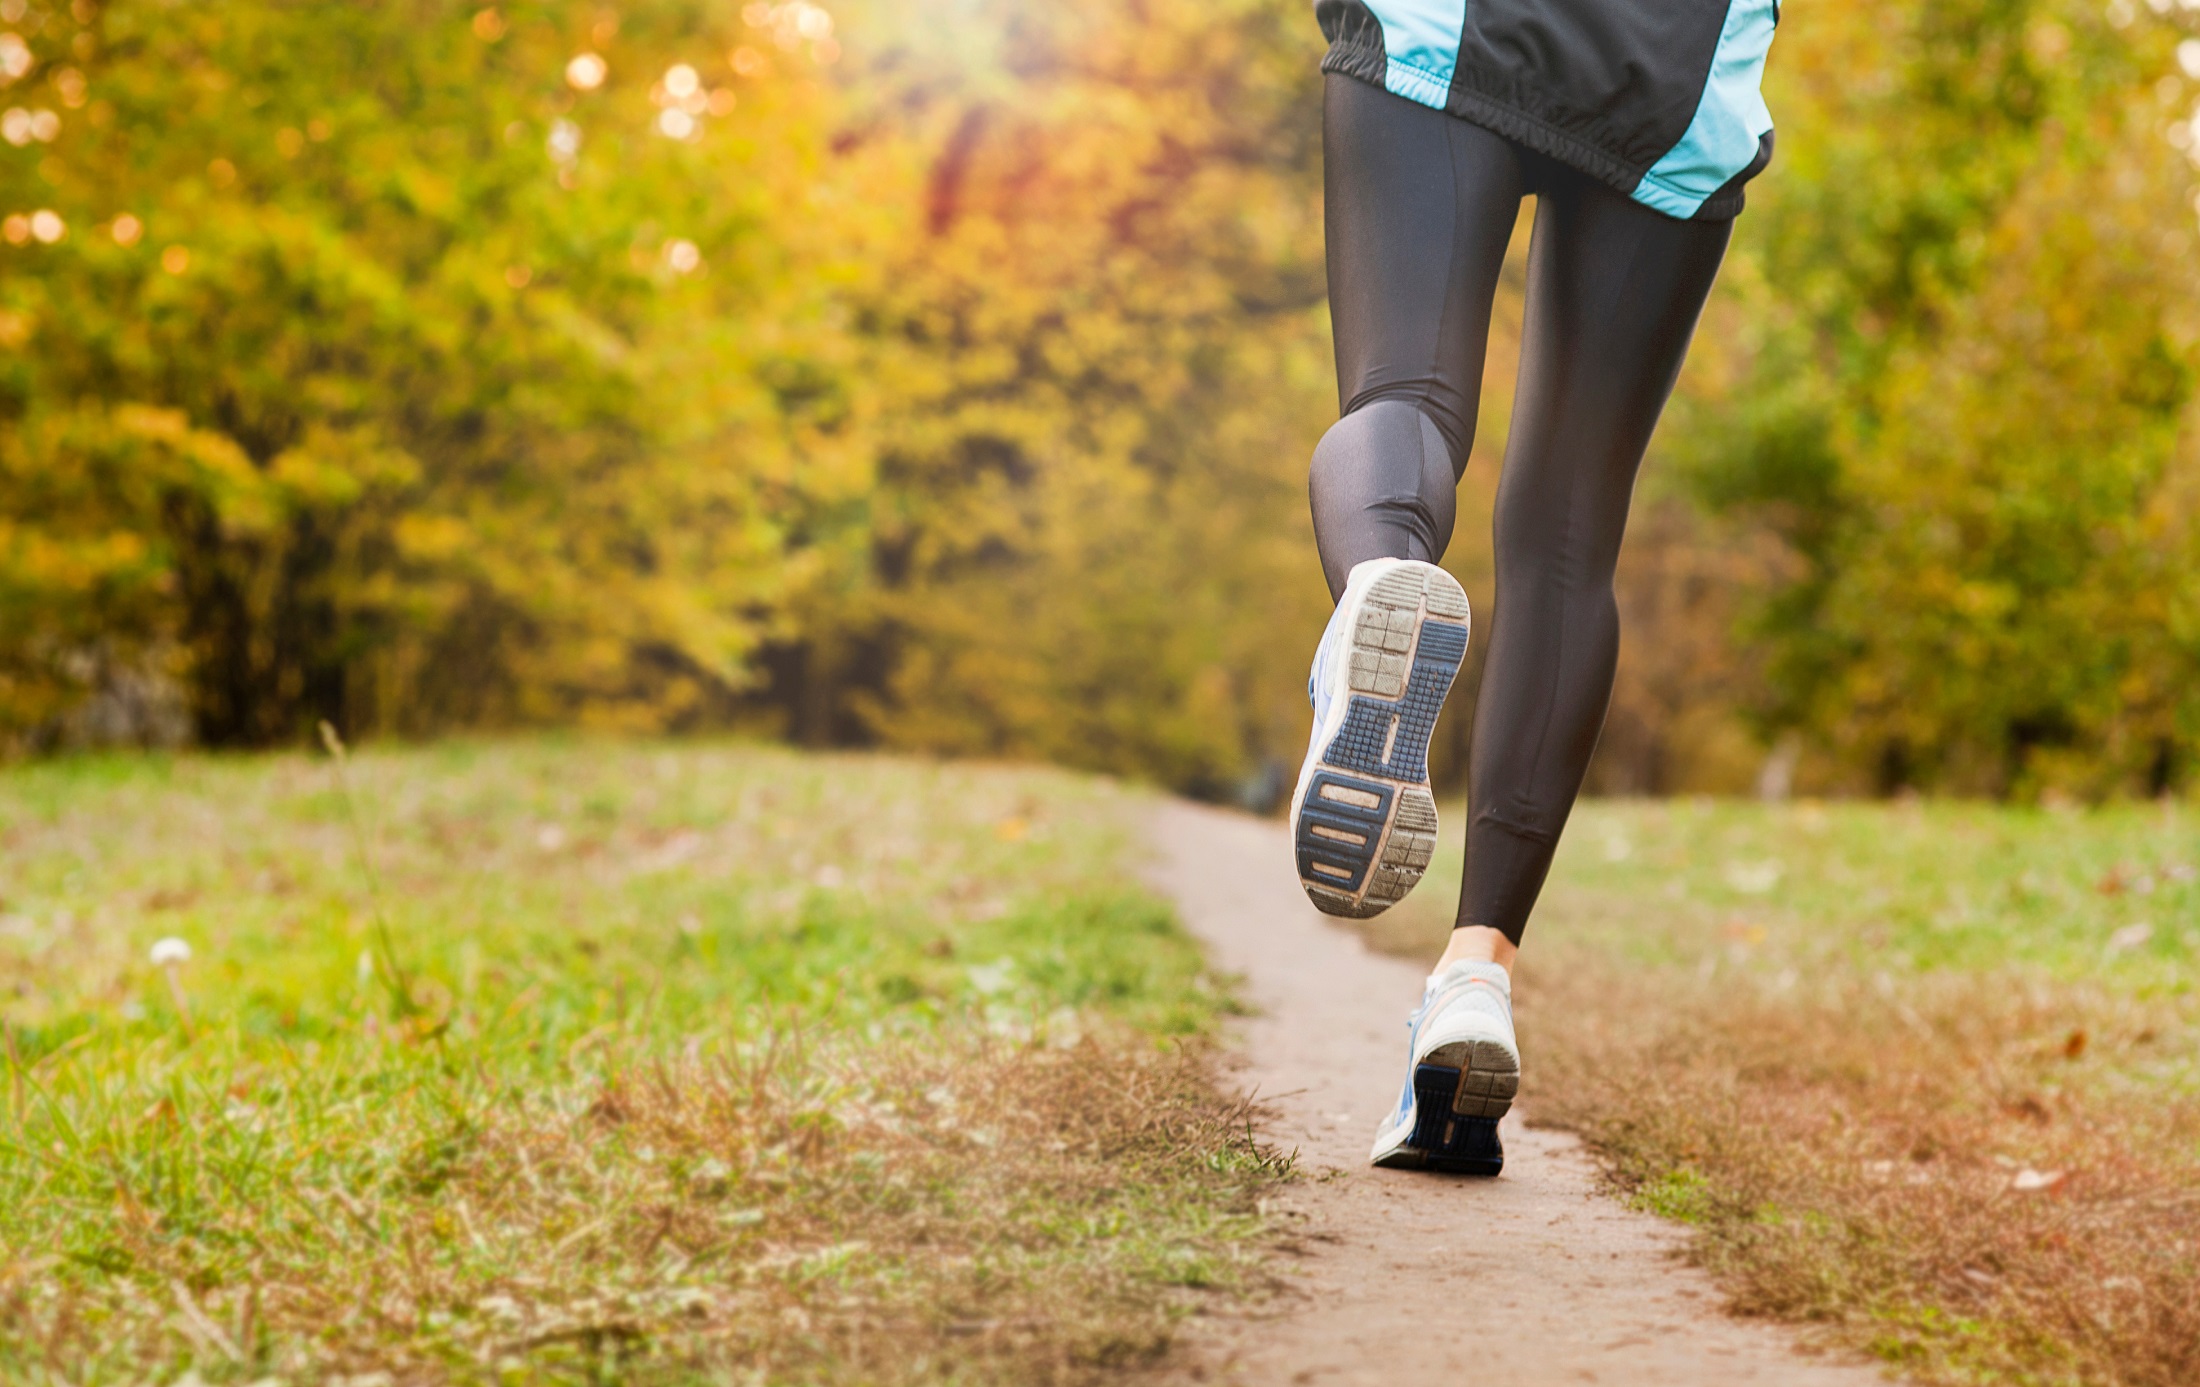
[1309,400,1460,597]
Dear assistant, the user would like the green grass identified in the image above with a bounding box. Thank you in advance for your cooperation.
[0,740,1282,1385]
[1362,795,2200,1387]
[1545,798,2200,979]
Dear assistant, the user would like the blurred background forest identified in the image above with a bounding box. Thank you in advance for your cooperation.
[3,0,2199,803]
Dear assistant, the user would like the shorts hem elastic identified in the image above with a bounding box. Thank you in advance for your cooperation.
[1320,45,1750,222]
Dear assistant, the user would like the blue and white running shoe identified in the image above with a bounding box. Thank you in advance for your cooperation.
[1368,960,1518,1175]
[1289,557,1471,919]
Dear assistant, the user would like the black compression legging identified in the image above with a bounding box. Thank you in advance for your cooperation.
[1311,75,1731,945]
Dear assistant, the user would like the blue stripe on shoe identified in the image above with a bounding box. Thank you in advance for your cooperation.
[1318,620,1468,783]
[1408,1063,1505,1175]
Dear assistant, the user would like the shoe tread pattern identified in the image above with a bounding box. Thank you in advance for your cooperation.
[1422,1037,1520,1119]
[1295,564,1469,917]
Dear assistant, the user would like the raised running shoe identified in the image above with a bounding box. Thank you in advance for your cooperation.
[1290,557,1470,918]
[1368,959,1518,1175]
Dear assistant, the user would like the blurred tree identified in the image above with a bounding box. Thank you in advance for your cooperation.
[8,0,2200,802]
[0,0,840,747]
[0,0,1334,796]
[774,0,1334,797]
[1674,0,2200,797]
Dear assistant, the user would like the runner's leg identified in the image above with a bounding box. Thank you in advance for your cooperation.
[1309,73,1520,600]
[1452,160,1731,946]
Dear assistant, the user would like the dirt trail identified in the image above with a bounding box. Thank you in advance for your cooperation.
[1146,800,1884,1387]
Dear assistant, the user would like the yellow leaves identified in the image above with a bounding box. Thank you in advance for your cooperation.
[114,405,253,478]
[0,520,151,593]
[271,428,421,505]
[393,514,473,564]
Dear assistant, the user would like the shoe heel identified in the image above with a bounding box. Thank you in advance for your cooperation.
[1407,1063,1505,1176]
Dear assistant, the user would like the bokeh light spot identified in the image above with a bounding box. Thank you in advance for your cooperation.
[566,52,607,91]
[733,8,834,66]
[656,107,695,140]
[1,214,26,245]
[665,64,700,100]
[547,117,581,164]
[161,244,189,274]
[111,213,141,246]
[208,158,237,188]
[471,8,505,42]
[28,208,62,243]
[504,264,531,288]
[664,238,701,274]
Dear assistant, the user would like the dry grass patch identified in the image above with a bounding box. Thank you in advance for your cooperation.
[1359,797,2200,1386]
[1528,964,2200,1385]
[0,741,1288,1384]
[5,1035,1279,1385]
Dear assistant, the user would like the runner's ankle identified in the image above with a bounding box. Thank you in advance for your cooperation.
[1436,924,1516,975]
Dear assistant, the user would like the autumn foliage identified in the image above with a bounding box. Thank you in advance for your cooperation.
[3,0,2199,798]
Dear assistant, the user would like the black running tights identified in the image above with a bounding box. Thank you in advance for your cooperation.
[1311,75,1732,945]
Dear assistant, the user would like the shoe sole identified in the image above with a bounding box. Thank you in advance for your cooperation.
[1369,1062,1507,1176]
[1422,1036,1520,1120]
[1292,563,1470,919]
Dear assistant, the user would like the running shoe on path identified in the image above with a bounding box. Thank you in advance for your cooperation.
[1368,959,1518,1175]
[1290,557,1471,919]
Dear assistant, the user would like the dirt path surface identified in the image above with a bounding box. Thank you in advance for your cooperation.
[1146,800,1884,1387]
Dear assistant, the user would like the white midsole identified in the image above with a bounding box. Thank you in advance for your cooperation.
[1288,557,1406,886]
